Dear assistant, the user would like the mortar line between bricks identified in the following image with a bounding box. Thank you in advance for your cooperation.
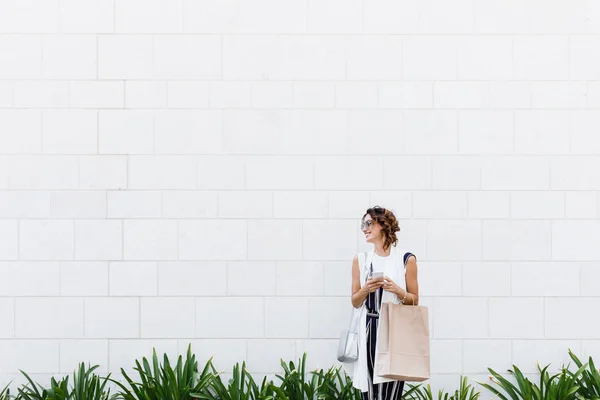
[0,337,571,342]
[0,337,344,341]
[4,216,596,221]
[6,32,600,36]
[8,106,600,111]
[0,336,566,342]
[1,152,595,157]
[3,188,600,191]
[3,77,600,82]
[2,295,591,298]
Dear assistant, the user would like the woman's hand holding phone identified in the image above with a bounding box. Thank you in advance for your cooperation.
[362,272,385,293]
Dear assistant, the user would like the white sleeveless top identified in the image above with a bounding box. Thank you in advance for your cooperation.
[341,245,412,392]
[371,252,396,275]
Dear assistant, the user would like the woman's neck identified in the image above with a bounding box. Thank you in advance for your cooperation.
[374,242,390,257]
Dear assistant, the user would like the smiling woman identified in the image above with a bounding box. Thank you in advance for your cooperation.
[348,206,420,400]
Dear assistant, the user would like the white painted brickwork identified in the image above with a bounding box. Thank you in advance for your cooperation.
[1,0,600,394]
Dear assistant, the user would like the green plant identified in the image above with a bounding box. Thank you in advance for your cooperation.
[18,371,70,400]
[405,376,479,400]
[14,347,600,400]
[404,382,450,400]
[271,353,320,400]
[306,366,360,400]
[401,383,424,400]
[537,364,584,400]
[192,361,277,400]
[71,364,111,400]
[567,348,600,400]
[17,364,111,400]
[111,345,215,400]
[477,361,585,400]
[451,376,480,400]
[1,383,11,400]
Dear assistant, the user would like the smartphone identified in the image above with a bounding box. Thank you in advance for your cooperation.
[371,271,384,279]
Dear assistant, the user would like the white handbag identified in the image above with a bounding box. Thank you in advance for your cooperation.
[336,306,362,362]
[336,252,368,363]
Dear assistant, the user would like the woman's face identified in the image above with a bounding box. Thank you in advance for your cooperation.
[361,214,383,243]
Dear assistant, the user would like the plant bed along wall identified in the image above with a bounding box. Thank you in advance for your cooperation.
[0,346,598,400]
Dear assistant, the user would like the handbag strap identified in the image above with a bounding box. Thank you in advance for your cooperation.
[364,250,374,283]
[346,251,371,331]
[349,305,362,332]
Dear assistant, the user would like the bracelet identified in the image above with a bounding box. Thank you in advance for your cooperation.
[400,291,407,304]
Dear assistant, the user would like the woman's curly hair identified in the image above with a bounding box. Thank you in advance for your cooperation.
[363,206,400,250]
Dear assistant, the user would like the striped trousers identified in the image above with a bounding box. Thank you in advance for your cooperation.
[362,289,404,400]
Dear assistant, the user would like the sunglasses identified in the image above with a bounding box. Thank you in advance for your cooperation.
[360,219,374,230]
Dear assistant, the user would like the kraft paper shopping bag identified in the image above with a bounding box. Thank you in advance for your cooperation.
[375,302,430,382]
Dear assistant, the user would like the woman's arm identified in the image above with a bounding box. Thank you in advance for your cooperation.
[383,255,420,305]
[403,256,419,305]
[351,256,369,308]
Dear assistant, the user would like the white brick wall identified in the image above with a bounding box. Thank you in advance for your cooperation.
[1,0,600,395]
